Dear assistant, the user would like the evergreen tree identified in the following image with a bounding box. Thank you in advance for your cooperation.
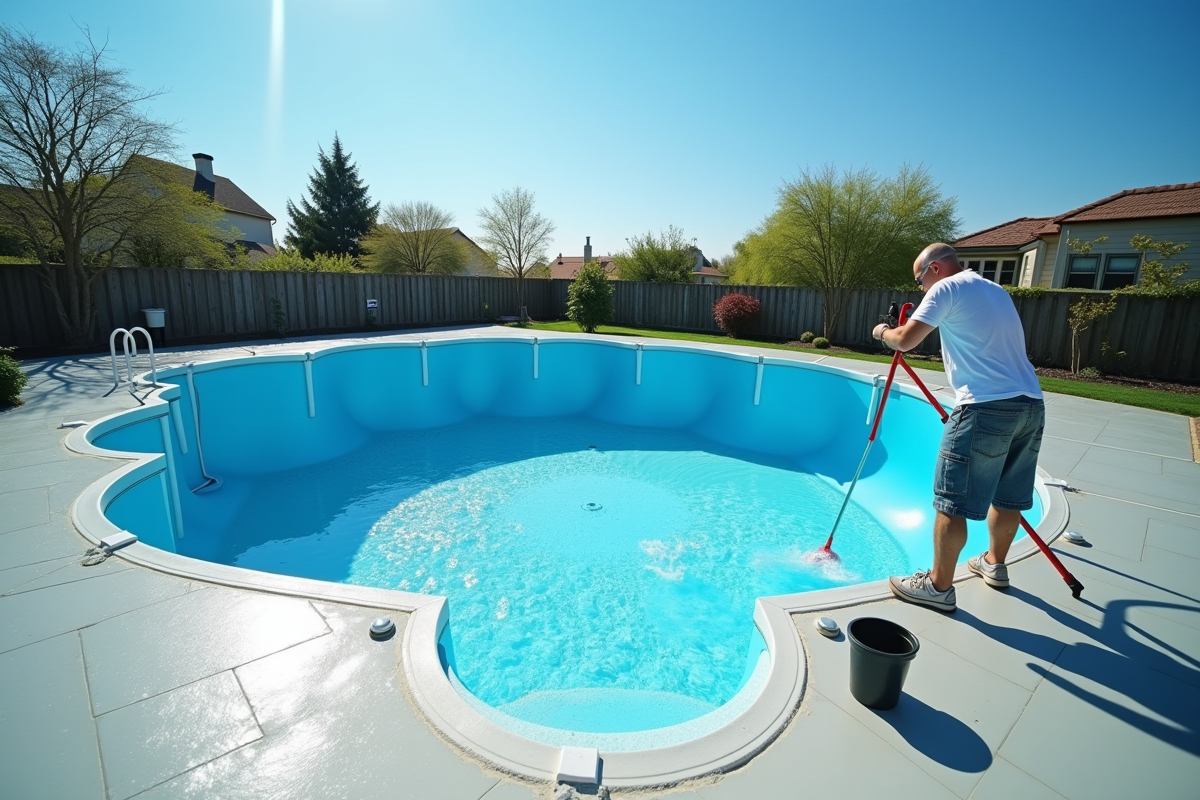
[285,134,379,258]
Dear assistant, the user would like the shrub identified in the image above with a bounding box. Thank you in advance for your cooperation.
[250,250,360,273]
[1006,286,1046,299]
[799,331,815,343]
[1077,366,1102,379]
[0,347,28,407]
[566,262,614,333]
[713,293,761,338]
[812,337,831,349]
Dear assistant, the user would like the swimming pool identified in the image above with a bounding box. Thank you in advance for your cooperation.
[69,334,1065,786]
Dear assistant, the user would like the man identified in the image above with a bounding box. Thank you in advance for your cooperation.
[871,242,1044,612]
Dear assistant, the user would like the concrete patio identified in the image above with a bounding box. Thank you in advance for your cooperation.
[1,325,1197,799]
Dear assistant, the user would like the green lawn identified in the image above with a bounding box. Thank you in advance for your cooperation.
[520,321,1200,417]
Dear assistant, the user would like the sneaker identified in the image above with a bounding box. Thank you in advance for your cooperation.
[889,571,957,612]
[967,551,1010,589]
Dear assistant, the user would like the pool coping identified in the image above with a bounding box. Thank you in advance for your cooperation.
[63,335,1070,789]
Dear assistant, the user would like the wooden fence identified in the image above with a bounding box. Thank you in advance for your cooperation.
[3,264,1199,381]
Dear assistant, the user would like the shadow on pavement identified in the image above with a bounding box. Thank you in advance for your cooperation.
[956,587,1200,756]
[872,694,993,772]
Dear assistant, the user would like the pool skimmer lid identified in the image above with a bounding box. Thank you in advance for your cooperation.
[815,616,840,638]
[1063,530,1087,545]
[369,616,395,639]
[582,502,603,512]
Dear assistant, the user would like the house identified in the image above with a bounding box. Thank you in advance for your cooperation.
[955,181,1200,290]
[691,249,726,285]
[446,228,494,276]
[549,237,617,280]
[148,153,278,260]
[548,237,727,283]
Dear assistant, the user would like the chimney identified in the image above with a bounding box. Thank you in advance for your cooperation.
[584,236,592,264]
[193,153,215,182]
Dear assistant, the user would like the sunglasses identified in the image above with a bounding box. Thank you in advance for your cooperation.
[914,260,934,287]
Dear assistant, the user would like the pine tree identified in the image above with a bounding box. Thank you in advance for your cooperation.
[285,134,379,258]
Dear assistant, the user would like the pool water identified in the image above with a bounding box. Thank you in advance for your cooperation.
[201,416,908,730]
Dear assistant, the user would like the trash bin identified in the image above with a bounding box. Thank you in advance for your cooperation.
[847,617,919,710]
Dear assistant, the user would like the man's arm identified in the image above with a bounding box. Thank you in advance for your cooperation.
[872,319,936,352]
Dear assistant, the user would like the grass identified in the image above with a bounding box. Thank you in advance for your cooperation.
[522,321,1200,417]
[1036,376,1200,417]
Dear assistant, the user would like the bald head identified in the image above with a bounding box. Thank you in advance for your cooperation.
[913,242,961,289]
[917,243,960,271]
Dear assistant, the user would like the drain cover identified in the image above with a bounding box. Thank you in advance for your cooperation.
[582,502,603,512]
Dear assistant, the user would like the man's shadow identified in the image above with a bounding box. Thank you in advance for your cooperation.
[953,585,1200,756]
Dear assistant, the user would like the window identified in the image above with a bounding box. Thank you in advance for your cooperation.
[1066,254,1100,289]
[1101,254,1139,290]
[964,259,980,272]
[982,260,998,281]
[998,259,1017,285]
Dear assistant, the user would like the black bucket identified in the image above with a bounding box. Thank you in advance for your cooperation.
[847,617,920,710]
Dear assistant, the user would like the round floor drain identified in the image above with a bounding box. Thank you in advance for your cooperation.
[582,502,603,512]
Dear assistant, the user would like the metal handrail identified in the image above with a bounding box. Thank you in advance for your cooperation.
[108,327,159,394]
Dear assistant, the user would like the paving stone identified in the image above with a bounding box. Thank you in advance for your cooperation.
[1146,518,1200,560]
[0,568,188,654]
[797,602,1031,798]
[970,757,1068,800]
[83,586,330,714]
[0,444,73,470]
[138,605,496,800]
[96,670,262,800]
[2,551,131,595]
[0,556,77,594]
[0,486,49,533]
[1075,445,1163,475]
[696,693,958,800]
[0,520,91,567]
[1094,431,1193,461]
[0,632,105,800]
[476,781,541,800]
[1052,493,1149,562]
[999,645,1200,800]
[1161,458,1200,479]
[0,456,116,493]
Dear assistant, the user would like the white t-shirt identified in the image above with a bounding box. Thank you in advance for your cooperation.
[909,270,1043,406]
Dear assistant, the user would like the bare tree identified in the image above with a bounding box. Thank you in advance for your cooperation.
[476,187,554,320]
[360,202,468,274]
[0,26,175,345]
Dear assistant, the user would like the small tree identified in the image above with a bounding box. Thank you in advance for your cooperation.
[614,226,696,283]
[360,202,468,274]
[476,187,554,321]
[1067,294,1117,374]
[713,293,761,338]
[566,262,613,333]
[1064,235,1107,255]
[285,134,379,259]
[1126,235,1192,295]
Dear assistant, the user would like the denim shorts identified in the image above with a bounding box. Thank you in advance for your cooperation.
[933,396,1045,521]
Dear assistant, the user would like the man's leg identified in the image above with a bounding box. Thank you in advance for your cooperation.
[930,510,967,591]
[986,505,1021,564]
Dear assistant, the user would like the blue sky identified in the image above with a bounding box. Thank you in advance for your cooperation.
[4,0,1198,261]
